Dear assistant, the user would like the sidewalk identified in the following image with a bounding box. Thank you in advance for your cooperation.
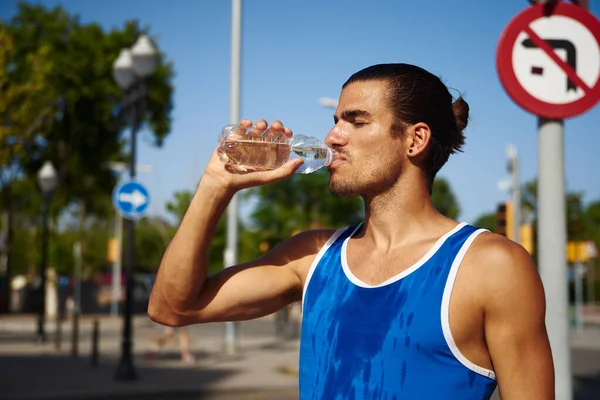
[1,313,599,400]
[0,314,301,400]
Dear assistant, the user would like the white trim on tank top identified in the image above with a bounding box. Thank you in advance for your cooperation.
[301,227,347,310]
[441,228,497,380]
[341,221,468,288]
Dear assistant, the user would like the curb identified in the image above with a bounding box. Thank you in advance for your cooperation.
[3,387,300,400]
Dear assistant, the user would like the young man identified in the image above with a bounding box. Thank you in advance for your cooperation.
[148,64,554,399]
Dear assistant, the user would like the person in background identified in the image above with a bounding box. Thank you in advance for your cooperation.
[146,325,196,364]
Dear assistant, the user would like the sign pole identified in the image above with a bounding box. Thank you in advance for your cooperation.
[537,117,572,399]
[223,0,242,356]
[589,259,596,311]
[497,2,600,397]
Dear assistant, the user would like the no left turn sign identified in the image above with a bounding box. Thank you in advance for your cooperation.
[497,3,600,119]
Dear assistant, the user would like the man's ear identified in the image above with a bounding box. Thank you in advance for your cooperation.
[406,122,431,157]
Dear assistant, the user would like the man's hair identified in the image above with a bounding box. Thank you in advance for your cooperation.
[343,63,469,185]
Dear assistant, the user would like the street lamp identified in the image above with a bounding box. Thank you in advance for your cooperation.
[112,34,158,381]
[318,97,338,109]
[36,161,57,343]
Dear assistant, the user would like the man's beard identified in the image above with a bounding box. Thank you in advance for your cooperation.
[329,161,402,199]
[329,175,361,198]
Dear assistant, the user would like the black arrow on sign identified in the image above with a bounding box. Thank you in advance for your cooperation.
[522,38,578,92]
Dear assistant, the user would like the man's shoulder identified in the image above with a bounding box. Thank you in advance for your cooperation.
[463,230,544,309]
[259,227,347,281]
[265,227,346,261]
[288,227,348,251]
[466,230,533,268]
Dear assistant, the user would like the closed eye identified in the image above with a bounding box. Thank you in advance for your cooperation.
[334,109,371,127]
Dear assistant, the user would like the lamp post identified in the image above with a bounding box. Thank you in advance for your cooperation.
[106,162,152,318]
[112,34,158,381]
[318,97,339,109]
[36,161,57,343]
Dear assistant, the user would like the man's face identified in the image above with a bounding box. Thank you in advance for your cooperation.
[325,80,406,198]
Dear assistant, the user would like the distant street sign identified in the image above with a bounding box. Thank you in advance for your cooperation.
[112,180,150,220]
[496,2,600,119]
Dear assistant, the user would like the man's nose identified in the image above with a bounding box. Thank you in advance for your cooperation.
[325,126,348,148]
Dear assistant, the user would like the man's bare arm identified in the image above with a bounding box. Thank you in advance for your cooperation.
[477,234,554,399]
[148,119,316,327]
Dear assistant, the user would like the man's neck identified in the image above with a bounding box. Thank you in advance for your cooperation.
[359,178,454,251]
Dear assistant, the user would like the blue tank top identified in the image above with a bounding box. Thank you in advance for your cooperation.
[299,222,497,399]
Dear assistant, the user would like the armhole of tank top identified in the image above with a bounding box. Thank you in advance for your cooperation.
[440,228,497,381]
[301,227,348,310]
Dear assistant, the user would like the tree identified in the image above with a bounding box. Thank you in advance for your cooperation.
[165,191,194,230]
[473,213,496,232]
[0,22,54,170]
[134,217,171,272]
[2,3,174,276]
[431,178,461,220]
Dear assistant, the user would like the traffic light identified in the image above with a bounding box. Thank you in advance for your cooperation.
[495,201,514,241]
[567,241,591,263]
[519,223,534,255]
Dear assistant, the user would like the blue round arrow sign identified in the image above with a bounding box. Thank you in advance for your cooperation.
[112,180,151,220]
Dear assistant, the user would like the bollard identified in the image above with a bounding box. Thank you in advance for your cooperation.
[54,318,62,351]
[71,310,79,357]
[91,319,100,367]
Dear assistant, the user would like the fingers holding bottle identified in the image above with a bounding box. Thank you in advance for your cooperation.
[209,119,303,190]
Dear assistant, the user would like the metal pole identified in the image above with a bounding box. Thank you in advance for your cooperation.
[589,261,596,311]
[115,86,141,381]
[574,262,584,332]
[537,117,571,399]
[223,0,242,356]
[509,146,521,244]
[71,242,81,357]
[110,211,123,317]
[37,196,50,343]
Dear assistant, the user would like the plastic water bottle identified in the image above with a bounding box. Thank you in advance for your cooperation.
[217,124,333,174]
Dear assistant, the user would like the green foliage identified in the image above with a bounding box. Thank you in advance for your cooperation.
[1,2,174,279]
[473,212,496,232]
[166,191,194,227]
[4,3,174,217]
[134,217,171,272]
[431,178,461,220]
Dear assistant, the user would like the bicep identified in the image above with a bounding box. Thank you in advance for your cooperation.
[178,260,303,324]
[173,229,333,325]
[483,242,554,399]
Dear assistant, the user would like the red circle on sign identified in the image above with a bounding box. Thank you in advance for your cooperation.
[496,3,600,119]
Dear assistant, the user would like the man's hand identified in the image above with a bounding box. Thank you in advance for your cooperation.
[204,119,304,193]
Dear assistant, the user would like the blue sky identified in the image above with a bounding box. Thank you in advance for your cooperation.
[2,0,600,225]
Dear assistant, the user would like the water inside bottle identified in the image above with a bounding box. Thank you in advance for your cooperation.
[220,140,291,171]
[290,146,332,174]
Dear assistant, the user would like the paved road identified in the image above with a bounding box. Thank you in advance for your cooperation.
[1,314,599,400]
[55,389,300,400]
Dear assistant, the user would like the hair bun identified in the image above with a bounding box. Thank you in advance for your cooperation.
[452,97,469,134]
